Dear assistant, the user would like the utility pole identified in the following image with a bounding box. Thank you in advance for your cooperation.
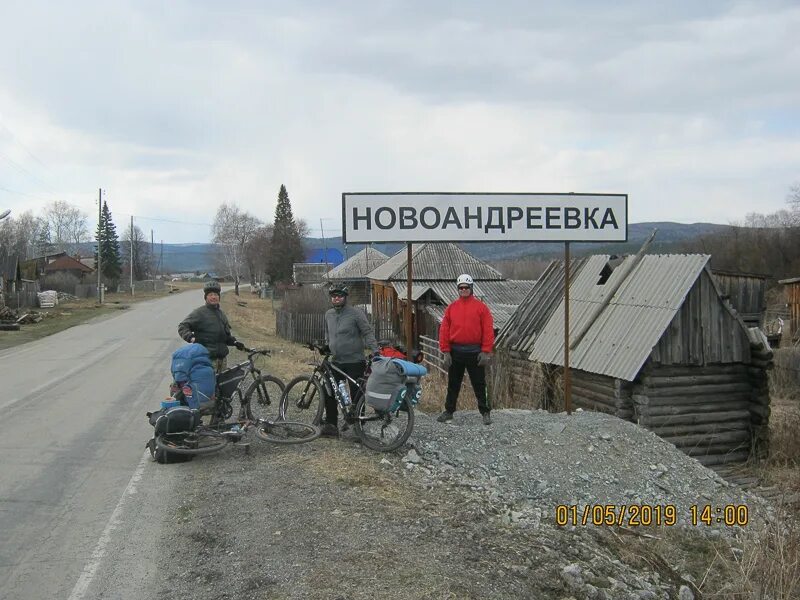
[320,218,328,266]
[97,189,103,303]
[130,215,134,296]
[151,229,155,291]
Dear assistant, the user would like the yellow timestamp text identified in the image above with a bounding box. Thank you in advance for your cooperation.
[555,504,678,527]
[690,504,749,526]
[554,504,750,527]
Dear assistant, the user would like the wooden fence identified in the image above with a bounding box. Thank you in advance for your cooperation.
[419,335,447,375]
[275,310,326,344]
[4,290,39,309]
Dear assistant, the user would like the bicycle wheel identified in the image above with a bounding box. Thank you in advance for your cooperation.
[255,420,321,444]
[280,375,325,425]
[155,430,229,455]
[354,395,414,452]
[242,375,285,422]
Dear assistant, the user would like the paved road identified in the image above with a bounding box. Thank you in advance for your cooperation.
[0,290,206,599]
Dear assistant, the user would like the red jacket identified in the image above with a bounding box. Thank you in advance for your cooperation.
[439,295,494,353]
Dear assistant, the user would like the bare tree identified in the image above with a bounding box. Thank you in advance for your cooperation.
[211,203,262,295]
[41,200,89,254]
[245,224,274,287]
[121,223,153,281]
[0,211,45,260]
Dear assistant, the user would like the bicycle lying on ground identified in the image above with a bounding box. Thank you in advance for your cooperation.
[148,348,319,460]
[280,341,423,452]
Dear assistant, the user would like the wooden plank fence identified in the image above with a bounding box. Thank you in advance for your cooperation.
[419,335,447,375]
[275,310,326,344]
[5,290,39,309]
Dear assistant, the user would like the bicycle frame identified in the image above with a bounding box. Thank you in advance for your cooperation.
[211,349,276,421]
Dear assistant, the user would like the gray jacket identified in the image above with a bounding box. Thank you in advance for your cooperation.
[325,305,378,364]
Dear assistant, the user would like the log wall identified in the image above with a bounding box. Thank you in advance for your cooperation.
[571,370,634,421]
[633,362,768,467]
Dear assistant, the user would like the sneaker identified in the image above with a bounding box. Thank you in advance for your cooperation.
[482,413,492,426]
[320,423,339,437]
[437,411,454,423]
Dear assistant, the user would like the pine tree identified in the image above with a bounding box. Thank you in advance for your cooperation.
[95,201,122,283]
[267,184,306,283]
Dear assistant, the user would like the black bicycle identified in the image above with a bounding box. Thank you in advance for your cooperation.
[151,348,319,458]
[280,341,419,452]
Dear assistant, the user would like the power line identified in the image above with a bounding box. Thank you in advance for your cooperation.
[0,118,54,173]
[129,214,212,227]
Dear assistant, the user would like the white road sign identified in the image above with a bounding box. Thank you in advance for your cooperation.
[342,193,627,243]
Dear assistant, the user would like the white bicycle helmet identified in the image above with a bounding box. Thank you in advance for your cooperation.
[456,274,474,287]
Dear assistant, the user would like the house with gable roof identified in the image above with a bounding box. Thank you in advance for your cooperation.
[496,253,772,467]
[324,246,389,306]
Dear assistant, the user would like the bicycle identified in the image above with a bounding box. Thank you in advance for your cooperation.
[280,341,421,452]
[149,348,319,459]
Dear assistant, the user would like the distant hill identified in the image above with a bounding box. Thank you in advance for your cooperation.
[308,221,733,262]
[74,222,732,273]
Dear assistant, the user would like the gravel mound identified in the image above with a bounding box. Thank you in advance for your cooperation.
[407,408,761,527]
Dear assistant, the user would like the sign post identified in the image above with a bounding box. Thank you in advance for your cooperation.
[342,192,628,406]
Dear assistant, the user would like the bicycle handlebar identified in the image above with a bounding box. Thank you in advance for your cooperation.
[245,348,271,356]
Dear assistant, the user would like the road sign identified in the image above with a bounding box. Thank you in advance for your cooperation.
[342,192,627,243]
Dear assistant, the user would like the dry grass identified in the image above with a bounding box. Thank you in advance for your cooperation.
[220,292,318,382]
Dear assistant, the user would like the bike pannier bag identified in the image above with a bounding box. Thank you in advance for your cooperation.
[146,437,194,464]
[152,406,201,436]
[217,366,246,400]
[366,358,407,412]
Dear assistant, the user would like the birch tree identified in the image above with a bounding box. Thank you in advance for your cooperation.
[211,203,262,295]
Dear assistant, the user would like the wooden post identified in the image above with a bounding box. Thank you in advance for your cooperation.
[564,242,571,415]
[406,243,413,358]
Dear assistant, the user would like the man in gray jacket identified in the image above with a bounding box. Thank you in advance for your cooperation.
[322,283,379,436]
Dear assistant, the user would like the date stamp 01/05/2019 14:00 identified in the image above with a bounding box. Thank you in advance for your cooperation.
[555,504,750,528]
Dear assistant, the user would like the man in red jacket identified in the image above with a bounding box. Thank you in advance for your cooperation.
[437,273,495,425]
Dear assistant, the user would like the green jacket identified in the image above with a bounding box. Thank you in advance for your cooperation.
[325,305,378,364]
[178,304,237,359]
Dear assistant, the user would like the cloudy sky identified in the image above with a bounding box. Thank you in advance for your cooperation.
[1,0,798,243]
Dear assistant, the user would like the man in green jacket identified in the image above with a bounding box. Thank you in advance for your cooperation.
[178,280,245,372]
[322,283,379,437]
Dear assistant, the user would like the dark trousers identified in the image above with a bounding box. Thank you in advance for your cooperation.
[325,361,366,425]
[445,350,490,415]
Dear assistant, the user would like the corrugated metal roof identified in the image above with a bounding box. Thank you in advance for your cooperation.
[496,257,593,353]
[526,254,711,381]
[367,243,503,282]
[393,279,535,306]
[293,263,331,284]
[325,247,389,281]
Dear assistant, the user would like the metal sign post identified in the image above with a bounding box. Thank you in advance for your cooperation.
[564,242,571,415]
[406,243,413,359]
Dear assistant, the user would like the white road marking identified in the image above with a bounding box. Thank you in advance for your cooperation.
[67,449,150,600]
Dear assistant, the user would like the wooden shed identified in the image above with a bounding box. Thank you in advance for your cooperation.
[778,276,800,342]
[711,269,768,327]
[324,247,389,307]
[496,254,771,467]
